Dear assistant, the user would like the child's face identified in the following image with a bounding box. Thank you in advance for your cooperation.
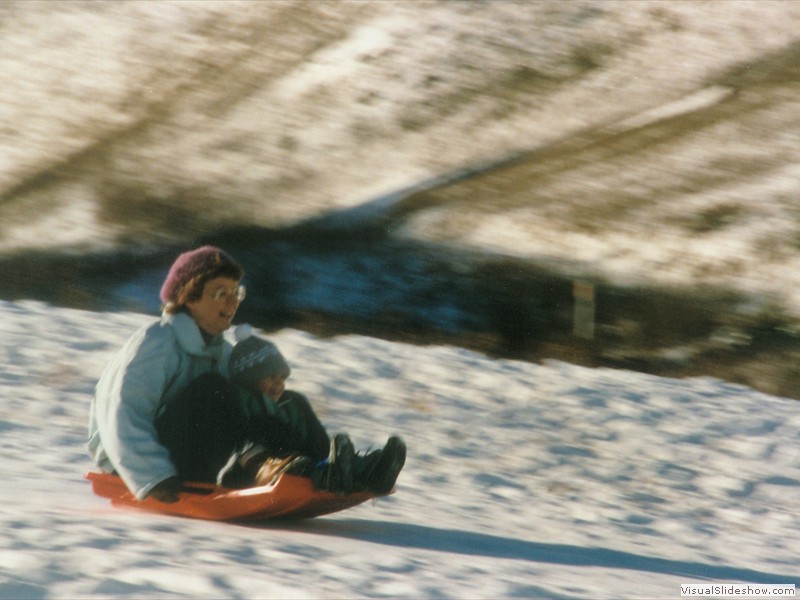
[257,376,287,401]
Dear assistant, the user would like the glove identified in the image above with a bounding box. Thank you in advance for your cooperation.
[148,476,180,503]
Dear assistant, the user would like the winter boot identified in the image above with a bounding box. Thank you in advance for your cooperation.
[352,449,382,490]
[363,436,406,494]
[313,433,356,494]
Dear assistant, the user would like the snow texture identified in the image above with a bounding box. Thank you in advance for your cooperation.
[0,300,798,599]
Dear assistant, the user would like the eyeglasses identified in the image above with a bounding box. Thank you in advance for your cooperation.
[210,285,246,303]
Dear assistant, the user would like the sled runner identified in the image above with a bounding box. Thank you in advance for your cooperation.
[85,471,384,521]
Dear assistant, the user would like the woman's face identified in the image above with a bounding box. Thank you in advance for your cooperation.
[185,276,243,336]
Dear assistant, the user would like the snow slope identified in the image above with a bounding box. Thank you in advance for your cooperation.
[0,300,798,599]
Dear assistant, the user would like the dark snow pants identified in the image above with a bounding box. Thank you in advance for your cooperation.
[252,390,331,462]
[154,372,247,484]
[155,373,331,484]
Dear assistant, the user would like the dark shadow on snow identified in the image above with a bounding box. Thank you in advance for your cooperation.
[251,518,799,586]
[3,228,799,400]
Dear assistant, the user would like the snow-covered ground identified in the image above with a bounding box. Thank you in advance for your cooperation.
[1,300,798,599]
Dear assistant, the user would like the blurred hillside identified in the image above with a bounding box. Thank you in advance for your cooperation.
[2,0,800,397]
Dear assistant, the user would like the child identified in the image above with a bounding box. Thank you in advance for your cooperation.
[224,324,406,495]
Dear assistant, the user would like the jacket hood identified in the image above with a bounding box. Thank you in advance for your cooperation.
[162,311,229,363]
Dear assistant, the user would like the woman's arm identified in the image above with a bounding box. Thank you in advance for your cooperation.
[94,324,180,500]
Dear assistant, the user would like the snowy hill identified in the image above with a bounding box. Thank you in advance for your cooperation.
[1,301,797,598]
[2,1,798,250]
[2,1,800,400]
[1,8,799,594]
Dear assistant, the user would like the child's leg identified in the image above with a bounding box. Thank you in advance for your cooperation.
[250,415,301,458]
[276,390,330,462]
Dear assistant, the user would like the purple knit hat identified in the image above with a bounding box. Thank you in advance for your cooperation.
[159,245,243,308]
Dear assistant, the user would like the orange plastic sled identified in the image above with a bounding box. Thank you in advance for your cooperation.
[85,471,384,521]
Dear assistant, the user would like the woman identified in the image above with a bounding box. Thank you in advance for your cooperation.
[87,246,250,503]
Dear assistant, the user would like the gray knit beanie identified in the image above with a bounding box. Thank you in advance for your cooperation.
[229,324,291,390]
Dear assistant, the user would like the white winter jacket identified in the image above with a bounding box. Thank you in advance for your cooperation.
[87,312,232,500]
